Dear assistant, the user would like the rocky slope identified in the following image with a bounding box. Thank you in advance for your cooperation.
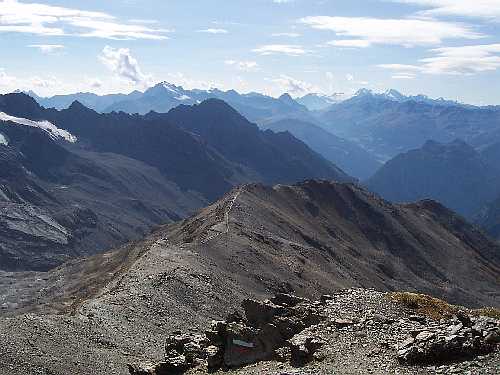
[0,180,499,374]
[366,140,500,219]
[0,114,203,271]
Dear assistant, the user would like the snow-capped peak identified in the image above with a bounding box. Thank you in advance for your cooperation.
[161,82,180,93]
[354,88,373,97]
[0,112,77,143]
[383,89,405,101]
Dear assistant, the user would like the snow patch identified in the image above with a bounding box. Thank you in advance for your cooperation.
[161,82,179,94]
[0,112,77,143]
[0,133,8,146]
[175,94,191,101]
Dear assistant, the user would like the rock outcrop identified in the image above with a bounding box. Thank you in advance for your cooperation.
[129,293,327,374]
[129,290,500,375]
[397,314,500,364]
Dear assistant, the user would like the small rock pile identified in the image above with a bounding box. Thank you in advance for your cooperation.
[397,313,500,364]
[128,293,327,374]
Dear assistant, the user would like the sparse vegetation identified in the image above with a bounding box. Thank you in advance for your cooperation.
[389,292,500,321]
[388,292,459,320]
[472,307,500,320]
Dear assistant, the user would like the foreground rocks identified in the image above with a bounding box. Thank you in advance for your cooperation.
[397,314,500,364]
[129,290,500,375]
[129,293,327,374]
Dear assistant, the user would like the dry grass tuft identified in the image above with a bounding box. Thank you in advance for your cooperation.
[388,292,458,320]
[472,307,500,320]
[389,292,500,321]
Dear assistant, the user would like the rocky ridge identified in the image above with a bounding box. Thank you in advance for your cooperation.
[1,180,499,375]
[129,289,500,375]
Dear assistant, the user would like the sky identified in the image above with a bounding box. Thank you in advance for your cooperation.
[0,0,500,105]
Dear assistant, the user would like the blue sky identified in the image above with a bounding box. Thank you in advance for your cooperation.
[0,0,499,104]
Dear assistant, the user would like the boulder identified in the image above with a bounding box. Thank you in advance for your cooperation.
[397,315,499,364]
[205,345,223,370]
[289,330,325,366]
[242,299,282,328]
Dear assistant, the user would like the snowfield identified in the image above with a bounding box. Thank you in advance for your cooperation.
[0,112,77,143]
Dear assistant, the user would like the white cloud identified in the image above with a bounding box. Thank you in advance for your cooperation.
[86,78,103,89]
[253,44,307,56]
[273,0,294,3]
[272,32,301,37]
[392,73,417,79]
[0,0,170,40]
[300,16,483,47]
[345,73,354,81]
[378,63,423,71]
[99,46,151,86]
[28,44,64,54]
[224,60,259,72]
[379,44,500,75]
[129,19,160,25]
[327,39,371,48]
[0,68,16,87]
[31,75,60,88]
[197,28,228,34]
[422,44,500,74]
[393,0,500,21]
[269,74,316,95]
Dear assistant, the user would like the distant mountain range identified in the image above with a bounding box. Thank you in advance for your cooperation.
[29,85,471,115]
[0,93,350,271]
[263,118,381,179]
[319,89,500,160]
[30,84,499,179]
[295,92,346,111]
[29,83,313,125]
[20,85,500,230]
[366,139,500,219]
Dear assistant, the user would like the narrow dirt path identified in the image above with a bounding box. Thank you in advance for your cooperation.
[201,188,241,244]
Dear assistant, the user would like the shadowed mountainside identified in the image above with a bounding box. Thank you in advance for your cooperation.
[366,139,500,219]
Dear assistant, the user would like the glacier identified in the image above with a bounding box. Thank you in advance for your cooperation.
[0,112,77,143]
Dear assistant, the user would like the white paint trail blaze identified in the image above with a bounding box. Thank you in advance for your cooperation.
[0,112,77,143]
